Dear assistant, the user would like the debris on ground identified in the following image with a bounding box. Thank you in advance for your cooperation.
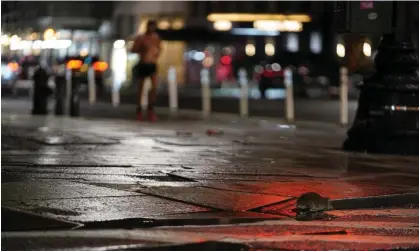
[206,129,224,136]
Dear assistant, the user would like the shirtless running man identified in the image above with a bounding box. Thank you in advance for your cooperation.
[132,20,161,122]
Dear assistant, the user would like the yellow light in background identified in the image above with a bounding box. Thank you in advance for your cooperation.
[245,43,255,56]
[282,20,303,32]
[172,19,184,30]
[336,43,345,58]
[253,20,303,32]
[286,15,311,22]
[1,35,10,45]
[93,61,109,72]
[29,32,37,40]
[158,20,170,30]
[126,41,134,51]
[138,18,149,34]
[66,60,83,70]
[202,57,214,68]
[113,40,126,49]
[80,64,89,73]
[265,43,275,56]
[363,42,372,57]
[207,13,311,22]
[9,35,21,50]
[43,28,55,40]
[213,20,232,31]
[80,48,89,57]
[254,20,279,31]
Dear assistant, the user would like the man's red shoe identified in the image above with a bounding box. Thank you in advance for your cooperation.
[147,111,158,122]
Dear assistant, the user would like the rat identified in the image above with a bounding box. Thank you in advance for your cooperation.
[295,192,334,220]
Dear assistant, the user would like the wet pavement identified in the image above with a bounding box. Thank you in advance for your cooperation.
[2,102,419,250]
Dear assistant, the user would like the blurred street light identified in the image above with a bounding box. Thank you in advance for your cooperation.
[43,28,55,40]
[363,42,372,57]
[265,43,275,56]
[213,20,232,31]
[336,43,345,58]
[172,19,184,30]
[1,35,10,45]
[9,35,21,50]
[29,32,38,40]
[245,43,256,56]
[158,20,170,30]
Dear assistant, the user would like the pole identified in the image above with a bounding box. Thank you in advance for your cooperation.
[87,66,96,104]
[168,66,178,114]
[65,68,72,115]
[284,67,294,122]
[200,68,211,118]
[238,67,249,117]
[141,78,151,109]
[339,66,349,126]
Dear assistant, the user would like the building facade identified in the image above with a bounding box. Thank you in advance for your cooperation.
[111,1,342,88]
[1,1,114,63]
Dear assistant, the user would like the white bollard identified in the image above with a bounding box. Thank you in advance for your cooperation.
[340,67,349,126]
[87,66,96,104]
[65,69,73,115]
[238,67,249,117]
[167,66,178,114]
[141,77,151,109]
[200,68,211,118]
[112,89,120,107]
[284,68,294,122]
[111,74,121,108]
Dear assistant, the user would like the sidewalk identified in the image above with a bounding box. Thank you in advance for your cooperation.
[2,103,419,250]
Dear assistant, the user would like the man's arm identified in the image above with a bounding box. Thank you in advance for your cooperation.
[131,35,143,54]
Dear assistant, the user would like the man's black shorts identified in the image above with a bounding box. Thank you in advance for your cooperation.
[133,62,157,79]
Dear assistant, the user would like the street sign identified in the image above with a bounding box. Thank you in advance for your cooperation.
[333,1,393,34]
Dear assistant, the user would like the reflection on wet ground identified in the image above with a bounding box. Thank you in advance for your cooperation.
[2,112,419,250]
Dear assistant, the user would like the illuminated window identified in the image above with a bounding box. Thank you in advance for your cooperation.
[265,43,275,56]
[310,32,322,54]
[172,19,184,30]
[363,42,371,57]
[336,43,345,58]
[245,43,255,56]
[213,20,232,31]
[158,19,170,30]
[286,33,299,52]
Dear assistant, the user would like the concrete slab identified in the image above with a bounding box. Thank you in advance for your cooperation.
[3,196,211,223]
[1,207,81,231]
[328,208,419,223]
[207,180,416,199]
[154,137,229,147]
[169,172,310,181]
[25,131,119,145]
[138,186,290,211]
[1,181,139,201]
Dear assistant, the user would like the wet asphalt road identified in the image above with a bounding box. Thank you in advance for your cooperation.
[2,100,419,251]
